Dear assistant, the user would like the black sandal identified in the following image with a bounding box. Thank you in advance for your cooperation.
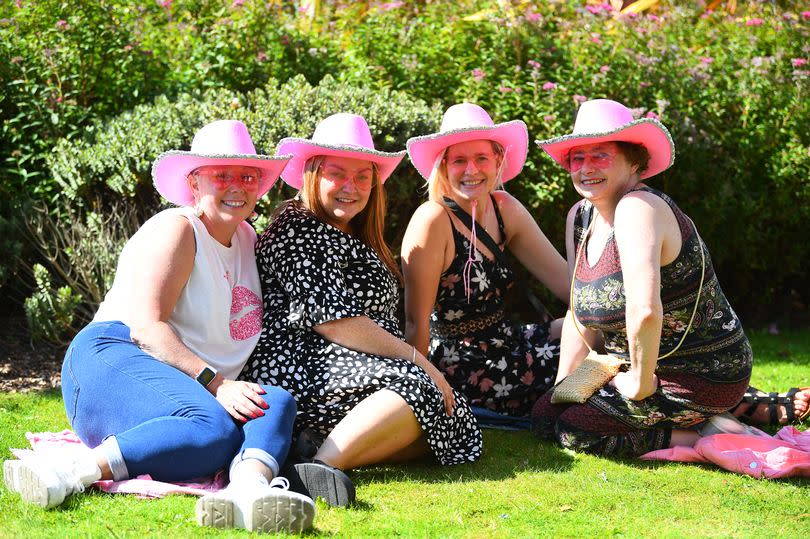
[732,386,810,425]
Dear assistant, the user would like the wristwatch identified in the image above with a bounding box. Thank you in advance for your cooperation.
[196,366,218,388]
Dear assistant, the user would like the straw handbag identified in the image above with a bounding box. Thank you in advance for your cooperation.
[551,209,705,404]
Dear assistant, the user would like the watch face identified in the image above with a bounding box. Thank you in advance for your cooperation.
[197,367,216,387]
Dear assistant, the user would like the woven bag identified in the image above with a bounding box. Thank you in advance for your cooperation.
[551,350,625,404]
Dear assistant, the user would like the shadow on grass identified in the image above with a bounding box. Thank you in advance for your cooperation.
[351,429,575,490]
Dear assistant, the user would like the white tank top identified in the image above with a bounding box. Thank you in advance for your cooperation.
[94,207,262,379]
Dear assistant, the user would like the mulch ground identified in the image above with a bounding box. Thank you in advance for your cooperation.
[0,316,64,393]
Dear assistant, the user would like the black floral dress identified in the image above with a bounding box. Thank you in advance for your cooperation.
[532,187,752,457]
[429,196,560,418]
[240,202,482,466]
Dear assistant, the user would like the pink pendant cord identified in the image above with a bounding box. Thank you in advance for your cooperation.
[462,199,478,303]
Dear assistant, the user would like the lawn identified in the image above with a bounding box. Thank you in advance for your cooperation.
[1,330,808,538]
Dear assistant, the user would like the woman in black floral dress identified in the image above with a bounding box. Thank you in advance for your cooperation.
[401,104,571,418]
[532,99,755,457]
[241,114,482,501]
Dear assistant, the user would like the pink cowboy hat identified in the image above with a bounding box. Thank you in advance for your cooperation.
[276,113,406,190]
[536,99,675,179]
[406,103,528,183]
[152,120,291,206]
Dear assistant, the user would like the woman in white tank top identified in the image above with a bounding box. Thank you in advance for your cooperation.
[3,120,343,534]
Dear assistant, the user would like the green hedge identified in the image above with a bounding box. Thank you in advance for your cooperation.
[3,0,809,328]
[48,73,440,228]
[26,75,439,341]
[328,1,810,323]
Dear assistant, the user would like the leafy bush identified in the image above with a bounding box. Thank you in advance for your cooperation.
[326,0,810,322]
[3,0,809,326]
[27,74,438,338]
[0,0,336,293]
[24,264,82,345]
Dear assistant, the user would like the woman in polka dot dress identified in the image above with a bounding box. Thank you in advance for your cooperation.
[240,114,482,477]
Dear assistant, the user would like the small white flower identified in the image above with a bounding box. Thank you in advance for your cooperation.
[444,345,460,365]
[535,343,555,359]
[493,377,513,398]
[471,268,489,291]
[444,309,464,321]
[495,358,508,371]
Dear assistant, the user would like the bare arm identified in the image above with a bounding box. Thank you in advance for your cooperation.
[316,316,456,416]
[495,191,569,304]
[401,202,449,357]
[126,216,267,421]
[555,202,599,383]
[610,192,672,400]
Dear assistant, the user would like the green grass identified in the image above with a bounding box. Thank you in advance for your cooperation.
[1,330,808,537]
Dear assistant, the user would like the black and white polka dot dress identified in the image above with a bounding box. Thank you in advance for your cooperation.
[240,202,482,466]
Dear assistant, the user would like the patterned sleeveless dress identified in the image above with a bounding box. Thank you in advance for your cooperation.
[532,187,752,457]
[429,195,560,418]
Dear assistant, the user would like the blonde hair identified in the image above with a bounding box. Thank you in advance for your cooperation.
[426,140,507,203]
[297,155,402,282]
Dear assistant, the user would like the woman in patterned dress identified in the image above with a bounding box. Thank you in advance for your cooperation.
[531,99,757,457]
[240,114,482,503]
[401,103,570,419]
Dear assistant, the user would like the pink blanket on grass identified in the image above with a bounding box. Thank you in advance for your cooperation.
[640,426,810,478]
[10,430,226,498]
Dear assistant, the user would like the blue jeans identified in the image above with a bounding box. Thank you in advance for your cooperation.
[62,321,296,482]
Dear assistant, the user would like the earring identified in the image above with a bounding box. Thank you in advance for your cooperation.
[194,204,204,218]
[248,211,258,223]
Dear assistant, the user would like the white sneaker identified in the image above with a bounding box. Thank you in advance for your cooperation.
[3,455,101,509]
[196,476,316,533]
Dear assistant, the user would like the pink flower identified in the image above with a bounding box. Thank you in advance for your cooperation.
[792,58,808,67]
[499,86,513,93]
[14,0,21,7]
[599,65,610,73]
[543,115,555,122]
[256,51,267,62]
[648,14,660,22]
[590,33,601,44]
[802,11,810,20]
[377,1,403,11]
[542,82,557,90]
[746,18,764,26]
[573,94,587,103]
[55,19,69,30]
[157,0,172,8]
[232,0,244,7]
[280,35,289,46]
[471,68,486,82]
[645,111,659,120]
[527,59,541,69]
[700,9,713,19]
[700,56,714,64]
[639,81,652,88]
[526,12,541,22]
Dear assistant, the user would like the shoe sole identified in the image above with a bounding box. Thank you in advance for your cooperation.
[3,459,62,508]
[196,490,315,533]
[287,462,355,507]
[3,460,21,494]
